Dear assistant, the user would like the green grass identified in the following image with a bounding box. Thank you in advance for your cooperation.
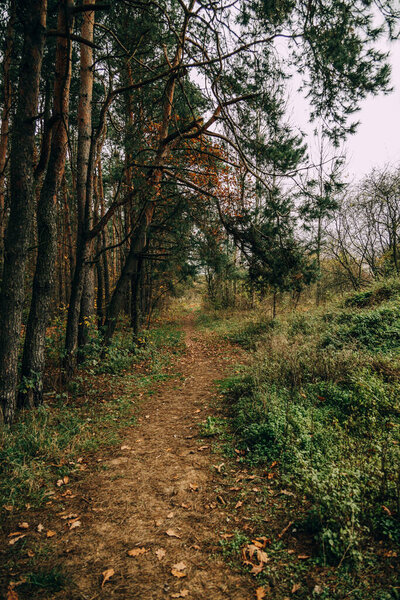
[0,321,184,509]
[209,280,400,568]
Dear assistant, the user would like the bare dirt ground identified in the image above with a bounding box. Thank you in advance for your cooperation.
[11,313,257,600]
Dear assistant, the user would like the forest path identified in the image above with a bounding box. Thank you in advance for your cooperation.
[56,311,254,600]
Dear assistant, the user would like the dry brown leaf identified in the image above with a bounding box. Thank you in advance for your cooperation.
[251,539,265,549]
[250,563,264,575]
[220,533,234,539]
[172,561,187,571]
[235,500,243,509]
[382,505,392,516]
[194,409,201,413]
[214,463,225,473]
[297,554,310,560]
[166,529,181,538]
[167,511,174,519]
[171,590,189,598]
[8,534,26,545]
[3,505,13,511]
[280,489,295,497]
[56,479,63,487]
[63,476,69,484]
[181,503,190,509]
[198,445,209,451]
[120,445,132,450]
[6,586,19,600]
[292,583,301,594]
[127,547,148,557]
[155,518,163,527]
[256,587,266,600]
[27,549,35,558]
[189,483,198,491]
[69,520,81,530]
[101,568,115,587]
[155,548,166,561]
[46,530,56,538]
[37,523,44,532]
[171,569,187,578]
[18,522,29,530]
[60,512,78,519]
[384,550,397,557]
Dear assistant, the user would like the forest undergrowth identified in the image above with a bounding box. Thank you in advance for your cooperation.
[197,279,400,599]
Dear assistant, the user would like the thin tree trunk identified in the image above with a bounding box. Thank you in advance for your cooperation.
[64,0,95,377]
[0,0,47,424]
[20,0,74,408]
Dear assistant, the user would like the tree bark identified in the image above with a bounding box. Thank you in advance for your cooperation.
[0,0,47,424]
[63,0,95,377]
[20,0,74,408]
[0,0,16,257]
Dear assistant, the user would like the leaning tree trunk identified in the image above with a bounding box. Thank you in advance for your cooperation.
[20,0,74,408]
[63,0,95,377]
[0,0,47,424]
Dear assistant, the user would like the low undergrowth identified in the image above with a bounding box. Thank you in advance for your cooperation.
[0,321,183,509]
[201,280,400,584]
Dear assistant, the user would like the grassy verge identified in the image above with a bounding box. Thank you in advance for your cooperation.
[198,281,400,598]
[0,321,184,510]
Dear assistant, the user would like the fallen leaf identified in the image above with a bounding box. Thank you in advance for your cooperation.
[37,523,44,532]
[382,505,392,516]
[120,445,132,450]
[167,511,174,519]
[256,587,266,600]
[181,503,190,509]
[192,544,200,550]
[127,547,148,557]
[214,463,225,473]
[235,500,243,509]
[56,479,64,487]
[18,522,29,530]
[155,548,166,560]
[8,535,26,545]
[63,476,69,484]
[267,472,274,480]
[171,569,187,578]
[194,409,201,413]
[27,549,35,558]
[384,550,397,557]
[251,563,264,575]
[59,513,78,520]
[172,562,187,571]
[270,460,278,468]
[3,505,13,511]
[69,520,81,530]
[155,518,163,527]
[198,445,209,451]
[297,554,310,560]
[6,586,19,600]
[220,533,234,539]
[171,590,189,598]
[292,583,301,594]
[189,483,198,491]
[46,530,56,538]
[101,568,115,587]
[280,489,295,497]
[166,529,181,538]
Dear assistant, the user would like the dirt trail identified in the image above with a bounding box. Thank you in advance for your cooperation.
[55,313,254,599]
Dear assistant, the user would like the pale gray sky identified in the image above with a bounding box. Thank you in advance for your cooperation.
[288,39,400,183]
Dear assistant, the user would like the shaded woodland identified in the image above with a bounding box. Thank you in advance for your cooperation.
[0,0,398,423]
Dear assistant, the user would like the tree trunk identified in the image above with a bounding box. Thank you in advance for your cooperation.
[20,0,74,408]
[0,0,16,258]
[0,0,47,424]
[63,0,95,376]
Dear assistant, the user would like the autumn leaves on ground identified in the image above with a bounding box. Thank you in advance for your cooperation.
[1,296,399,600]
[1,305,267,600]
